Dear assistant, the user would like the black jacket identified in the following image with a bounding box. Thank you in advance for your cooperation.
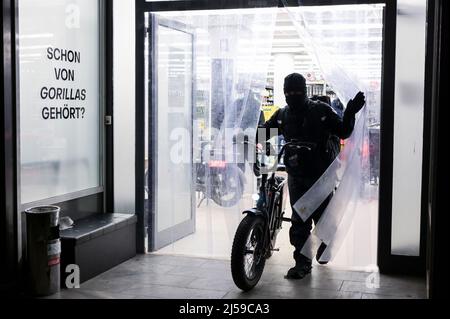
[260,99,355,178]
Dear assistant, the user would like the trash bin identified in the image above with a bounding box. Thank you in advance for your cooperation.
[25,206,61,296]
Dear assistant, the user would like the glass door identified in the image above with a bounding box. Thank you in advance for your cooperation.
[148,15,196,251]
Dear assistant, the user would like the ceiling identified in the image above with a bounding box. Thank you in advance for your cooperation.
[155,5,384,87]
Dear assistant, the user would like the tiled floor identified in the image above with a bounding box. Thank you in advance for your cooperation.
[47,173,421,300]
[48,254,427,299]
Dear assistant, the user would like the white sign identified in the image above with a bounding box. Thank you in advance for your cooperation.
[19,0,101,203]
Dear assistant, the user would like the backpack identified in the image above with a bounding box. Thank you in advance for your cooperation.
[326,134,341,165]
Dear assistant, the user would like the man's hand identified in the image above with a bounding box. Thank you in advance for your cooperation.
[346,92,366,115]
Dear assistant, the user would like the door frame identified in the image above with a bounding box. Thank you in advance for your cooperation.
[426,0,449,298]
[135,0,429,276]
[1,0,19,293]
[148,15,197,251]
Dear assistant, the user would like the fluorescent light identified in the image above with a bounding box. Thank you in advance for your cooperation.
[19,33,54,39]
[156,7,277,17]
[305,23,383,30]
[271,48,309,54]
[20,45,52,50]
[19,53,42,58]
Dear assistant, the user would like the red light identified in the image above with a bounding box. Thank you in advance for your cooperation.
[363,141,370,158]
[208,160,227,168]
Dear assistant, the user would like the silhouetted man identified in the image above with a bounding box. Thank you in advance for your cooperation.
[260,73,366,279]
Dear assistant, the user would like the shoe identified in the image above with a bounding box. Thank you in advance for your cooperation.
[285,262,312,280]
[316,243,329,265]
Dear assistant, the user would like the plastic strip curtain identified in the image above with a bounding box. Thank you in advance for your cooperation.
[281,2,383,264]
[154,8,277,258]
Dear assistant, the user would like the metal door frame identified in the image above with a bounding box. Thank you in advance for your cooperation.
[135,0,429,276]
[148,15,197,251]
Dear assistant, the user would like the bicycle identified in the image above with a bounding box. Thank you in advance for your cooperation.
[231,140,312,291]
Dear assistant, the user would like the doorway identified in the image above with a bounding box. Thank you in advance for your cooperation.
[142,4,384,271]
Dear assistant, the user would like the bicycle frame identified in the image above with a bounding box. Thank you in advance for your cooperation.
[231,141,314,290]
[243,142,305,255]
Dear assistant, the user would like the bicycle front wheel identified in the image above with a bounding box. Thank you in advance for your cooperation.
[231,215,266,291]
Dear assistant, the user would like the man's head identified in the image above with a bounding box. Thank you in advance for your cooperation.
[284,73,308,111]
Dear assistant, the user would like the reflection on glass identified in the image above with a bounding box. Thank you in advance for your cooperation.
[155,24,194,244]
[147,6,382,269]
[19,0,101,204]
[149,9,276,256]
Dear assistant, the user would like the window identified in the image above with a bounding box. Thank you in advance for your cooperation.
[19,0,102,204]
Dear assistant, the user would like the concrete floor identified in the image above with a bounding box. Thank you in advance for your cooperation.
[48,173,424,299]
[49,254,426,299]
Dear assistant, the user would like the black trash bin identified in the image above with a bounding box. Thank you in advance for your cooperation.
[25,206,61,296]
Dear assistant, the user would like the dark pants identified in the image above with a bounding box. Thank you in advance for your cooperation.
[288,175,333,265]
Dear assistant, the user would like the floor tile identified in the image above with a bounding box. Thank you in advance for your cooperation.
[361,293,417,299]
[121,284,228,299]
[341,280,426,299]
[45,253,426,300]
[186,277,236,291]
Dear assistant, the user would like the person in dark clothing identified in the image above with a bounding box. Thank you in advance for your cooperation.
[259,73,366,279]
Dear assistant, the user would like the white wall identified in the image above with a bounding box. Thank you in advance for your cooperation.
[113,0,135,213]
[391,0,427,256]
